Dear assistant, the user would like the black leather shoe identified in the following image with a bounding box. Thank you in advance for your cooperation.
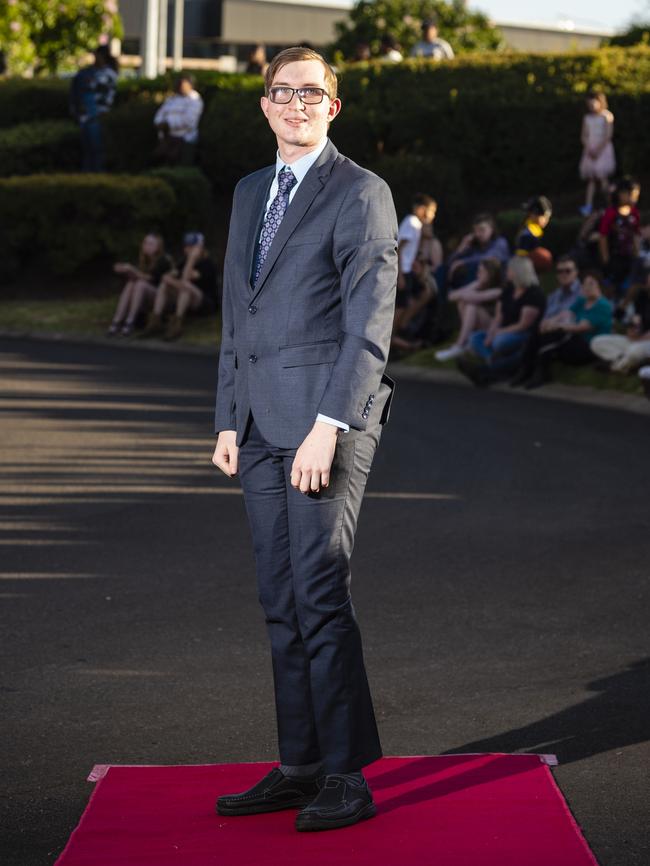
[295,774,376,832]
[216,767,323,816]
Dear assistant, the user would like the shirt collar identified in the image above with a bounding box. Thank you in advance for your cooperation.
[558,279,581,295]
[275,137,329,185]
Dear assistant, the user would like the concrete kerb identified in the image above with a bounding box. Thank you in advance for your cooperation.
[1,329,649,418]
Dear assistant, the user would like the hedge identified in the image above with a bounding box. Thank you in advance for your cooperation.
[0,120,81,176]
[1,48,649,197]
[0,169,213,281]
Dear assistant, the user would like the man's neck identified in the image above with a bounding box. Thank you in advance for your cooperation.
[277,140,323,165]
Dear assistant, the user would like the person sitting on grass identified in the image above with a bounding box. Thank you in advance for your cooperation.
[523,270,612,390]
[447,213,510,288]
[435,257,503,362]
[599,176,641,306]
[107,233,172,337]
[510,255,583,386]
[140,232,217,341]
[515,196,553,274]
[457,255,546,387]
[393,193,437,352]
[591,268,650,374]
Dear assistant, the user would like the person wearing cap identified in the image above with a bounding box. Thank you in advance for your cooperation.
[140,232,217,340]
[410,17,454,60]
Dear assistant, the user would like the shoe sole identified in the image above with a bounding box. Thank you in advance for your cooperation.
[295,802,377,832]
[216,798,313,816]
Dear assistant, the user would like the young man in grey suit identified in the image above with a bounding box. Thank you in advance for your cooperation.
[211,46,398,832]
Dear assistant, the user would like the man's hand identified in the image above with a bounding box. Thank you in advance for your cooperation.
[212,430,239,477]
[291,421,339,495]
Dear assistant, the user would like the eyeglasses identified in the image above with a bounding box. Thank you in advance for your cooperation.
[268,86,330,105]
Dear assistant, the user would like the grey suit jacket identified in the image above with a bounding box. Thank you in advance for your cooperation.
[214,138,398,449]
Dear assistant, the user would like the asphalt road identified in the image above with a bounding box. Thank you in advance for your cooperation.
[1,336,649,866]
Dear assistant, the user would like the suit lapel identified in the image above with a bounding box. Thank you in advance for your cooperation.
[250,140,339,301]
[244,167,274,291]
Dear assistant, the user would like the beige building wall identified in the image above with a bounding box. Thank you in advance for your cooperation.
[498,23,607,52]
[222,0,344,45]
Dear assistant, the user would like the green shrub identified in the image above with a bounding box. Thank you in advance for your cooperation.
[146,166,215,243]
[367,153,466,233]
[198,78,274,190]
[102,98,160,172]
[0,174,176,281]
[0,120,81,176]
[0,78,70,128]
[2,48,649,194]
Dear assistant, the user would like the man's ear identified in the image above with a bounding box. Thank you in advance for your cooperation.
[260,95,269,119]
[328,98,342,123]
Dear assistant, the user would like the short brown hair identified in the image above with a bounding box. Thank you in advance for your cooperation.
[264,47,338,100]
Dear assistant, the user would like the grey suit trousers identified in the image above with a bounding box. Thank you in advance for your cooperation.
[237,389,389,773]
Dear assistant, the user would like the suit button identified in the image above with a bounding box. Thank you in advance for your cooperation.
[362,411,369,419]
[249,353,257,363]
[248,305,257,314]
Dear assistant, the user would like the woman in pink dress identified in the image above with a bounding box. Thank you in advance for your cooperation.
[579,91,615,217]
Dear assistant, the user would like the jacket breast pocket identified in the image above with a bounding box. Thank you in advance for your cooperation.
[285,232,322,248]
[279,339,340,367]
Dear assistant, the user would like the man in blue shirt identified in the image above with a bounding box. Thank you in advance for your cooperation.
[69,46,118,172]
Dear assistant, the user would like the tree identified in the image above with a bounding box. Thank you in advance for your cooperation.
[0,0,122,76]
[607,22,650,47]
[329,0,502,62]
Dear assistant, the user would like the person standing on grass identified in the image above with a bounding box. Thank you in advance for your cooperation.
[211,46,397,833]
[69,45,118,172]
[410,16,454,60]
[153,74,204,166]
[579,91,615,217]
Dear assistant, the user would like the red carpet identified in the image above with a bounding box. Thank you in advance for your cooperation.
[55,755,599,865]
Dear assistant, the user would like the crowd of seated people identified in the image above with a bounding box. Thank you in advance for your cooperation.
[107,231,217,341]
[391,175,649,394]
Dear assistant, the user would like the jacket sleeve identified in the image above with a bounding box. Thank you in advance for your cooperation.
[213,189,239,435]
[316,174,398,430]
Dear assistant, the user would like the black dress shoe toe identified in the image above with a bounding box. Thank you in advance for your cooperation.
[295,775,376,832]
[216,767,322,816]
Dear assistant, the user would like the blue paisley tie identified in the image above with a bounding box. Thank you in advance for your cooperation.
[253,166,297,287]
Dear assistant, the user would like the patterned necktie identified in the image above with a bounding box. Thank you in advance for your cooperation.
[253,166,297,286]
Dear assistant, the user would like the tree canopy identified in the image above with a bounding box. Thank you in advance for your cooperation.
[0,0,122,76]
[330,0,502,62]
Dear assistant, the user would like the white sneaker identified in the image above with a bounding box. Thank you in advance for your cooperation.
[435,345,464,362]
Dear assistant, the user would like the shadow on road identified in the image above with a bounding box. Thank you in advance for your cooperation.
[444,657,650,765]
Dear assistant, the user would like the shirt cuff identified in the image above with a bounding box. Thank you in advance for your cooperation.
[316,413,349,432]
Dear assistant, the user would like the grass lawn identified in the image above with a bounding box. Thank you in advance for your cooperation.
[402,345,646,396]
[0,294,645,398]
[0,296,220,349]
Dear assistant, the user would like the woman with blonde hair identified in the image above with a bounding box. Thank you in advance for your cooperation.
[107,233,172,336]
[458,255,546,386]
